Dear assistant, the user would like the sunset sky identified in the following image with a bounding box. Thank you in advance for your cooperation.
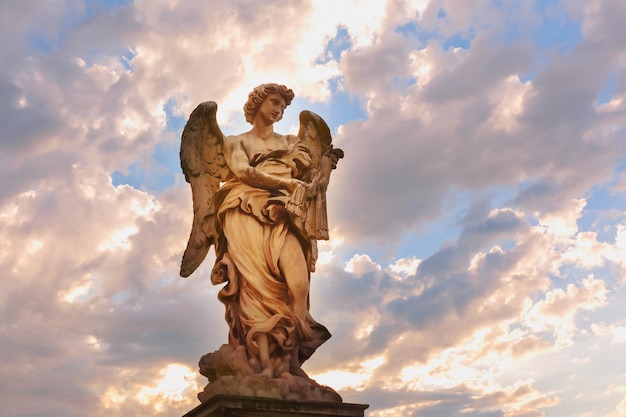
[2,1,626,416]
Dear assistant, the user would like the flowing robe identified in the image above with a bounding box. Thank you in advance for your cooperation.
[211,141,330,364]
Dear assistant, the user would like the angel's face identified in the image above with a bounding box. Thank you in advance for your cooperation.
[257,93,286,125]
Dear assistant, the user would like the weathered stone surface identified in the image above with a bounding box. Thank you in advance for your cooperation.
[179,84,347,401]
[198,345,341,403]
[182,395,369,417]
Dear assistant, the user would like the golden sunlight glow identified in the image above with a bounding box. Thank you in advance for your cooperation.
[59,281,94,303]
[118,112,150,138]
[17,95,28,108]
[380,324,560,415]
[369,404,426,417]
[310,0,386,49]
[400,358,481,390]
[361,355,385,369]
[469,245,503,272]
[388,257,420,278]
[311,370,370,391]
[101,365,199,412]
[468,251,486,272]
[0,202,19,221]
[130,195,161,217]
[27,239,43,254]
[345,253,381,275]
[98,225,139,252]
[562,231,617,269]
[409,49,433,88]
[536,198,586,238]
[317,237,344,266]
[355,323,376,340]
[136,364,199,412]
[409,0,430,17]
[311,355,385,391]
[592,322,626,345]
[395,326,518,392]
[355,311,380,339]
[523,275,608,348]
[86,335,101,350]
[102,386,127,409]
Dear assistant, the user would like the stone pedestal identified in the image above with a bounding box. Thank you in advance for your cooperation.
[182,395,369,417]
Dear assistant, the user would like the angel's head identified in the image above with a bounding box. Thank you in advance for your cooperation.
[244,83,294,124]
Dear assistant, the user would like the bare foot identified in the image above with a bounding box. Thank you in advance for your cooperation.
[260,366,273,378]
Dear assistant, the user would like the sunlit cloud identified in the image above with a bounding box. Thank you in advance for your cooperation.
[98,225,139,252]
[136,364,200,412]
[311,355,386,391]
[523,275,608,348]
[387,257,420,278]
[345,253,381,275]
[59,279,96,303]
[101,364,200,413]
[592,320,626,345]
[316,237,344,267]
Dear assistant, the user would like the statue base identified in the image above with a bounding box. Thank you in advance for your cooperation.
[182,395,369,417]
[198,345,341,403]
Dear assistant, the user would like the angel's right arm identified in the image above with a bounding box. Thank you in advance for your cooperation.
[223,135,302,193]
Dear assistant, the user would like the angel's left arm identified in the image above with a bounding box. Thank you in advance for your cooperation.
[223,135,304,193]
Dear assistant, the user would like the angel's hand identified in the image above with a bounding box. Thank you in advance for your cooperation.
[286,178,307,194]
[305,181,318,198]
[326,148,344,169]
[304,178,328,197]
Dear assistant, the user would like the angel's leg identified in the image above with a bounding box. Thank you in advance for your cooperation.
[256,333,273,377]
[278,233,309,320]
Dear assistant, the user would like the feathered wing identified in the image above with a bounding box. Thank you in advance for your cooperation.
[179,101,231,277]
[293,110,344,240]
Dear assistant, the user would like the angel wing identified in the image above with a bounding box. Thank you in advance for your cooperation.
[287,110,343,240]
[179,101,231,277]
[297,110,332,171]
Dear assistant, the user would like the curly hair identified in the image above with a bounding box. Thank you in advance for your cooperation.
[243,83,295,124]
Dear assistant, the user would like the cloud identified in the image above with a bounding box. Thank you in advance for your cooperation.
[0,163,228,416]
[2,1,626,416]
[326,0,625,245]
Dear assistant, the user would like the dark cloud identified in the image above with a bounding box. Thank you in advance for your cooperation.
[342,31,413,96]
[420,36,533,103]
[332,26,624,241]
[387,206,527,327]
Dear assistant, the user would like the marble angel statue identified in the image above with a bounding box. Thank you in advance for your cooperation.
[179,83,343,402]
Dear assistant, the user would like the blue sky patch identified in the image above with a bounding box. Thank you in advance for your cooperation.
[442,31,474,50]
[83,0,134,19]
[317,26,352,64]
[111,98,186,192]
[277,78,366,137]
[120,48,136,72]
[396,21,419,37]
[596,76,617,106]
[111,140,180,193]
[163,98,187,133]
[532,0,583,52]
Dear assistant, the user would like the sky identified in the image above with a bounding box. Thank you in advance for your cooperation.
[2,0,626,416]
